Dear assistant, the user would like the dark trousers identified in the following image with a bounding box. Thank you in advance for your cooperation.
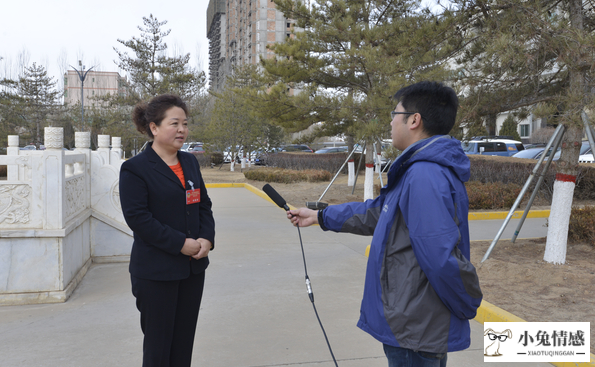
[383,344,448,367]
[131,271,206,367]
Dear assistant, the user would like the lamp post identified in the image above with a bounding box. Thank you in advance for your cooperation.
[70,61,94,131]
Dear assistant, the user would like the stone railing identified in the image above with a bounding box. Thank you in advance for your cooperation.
[0,128,132,305]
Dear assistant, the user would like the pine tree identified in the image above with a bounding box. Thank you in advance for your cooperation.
[247,0,461,141]
[15,63,61,147]
[113,14,206,101]
[498,115,521,141]
[242,0,463,198]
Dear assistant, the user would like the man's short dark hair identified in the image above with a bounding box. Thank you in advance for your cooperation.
[392,81,459,136]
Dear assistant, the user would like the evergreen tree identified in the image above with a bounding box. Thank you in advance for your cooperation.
[498,114,521,141]
[15,63,61,147]
[113,14,206,101]
[245,0,462,146]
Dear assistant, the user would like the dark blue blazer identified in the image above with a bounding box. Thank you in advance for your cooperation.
[119,143,215,281]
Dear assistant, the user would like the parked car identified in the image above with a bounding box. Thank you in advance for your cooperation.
[462,136,525,157]
[181,142,203,152]
[20,145,37,150]
[281,144,314,153]
[579,151,594,163]
[512,147,546,159]
[314,146,349,154]
[188,144,205,156]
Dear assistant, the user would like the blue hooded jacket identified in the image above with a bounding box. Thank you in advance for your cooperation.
[320,135,482,353]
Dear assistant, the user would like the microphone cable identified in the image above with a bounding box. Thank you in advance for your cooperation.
[262,184,339,367]
[296,223,339,367]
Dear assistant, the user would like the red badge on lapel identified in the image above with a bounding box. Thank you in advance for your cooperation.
[186,189,200,204]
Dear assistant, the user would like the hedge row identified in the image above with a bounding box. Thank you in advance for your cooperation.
[260,152,366,173]
[244,167,331,183]
[468,155,595,201]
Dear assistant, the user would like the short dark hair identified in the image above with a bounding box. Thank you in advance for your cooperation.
[132,94,188,138]
[392,81,458,136]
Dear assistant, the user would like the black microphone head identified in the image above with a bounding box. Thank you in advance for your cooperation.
[263,184,289,210]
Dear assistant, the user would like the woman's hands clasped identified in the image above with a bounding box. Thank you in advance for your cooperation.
[181,237,212,259]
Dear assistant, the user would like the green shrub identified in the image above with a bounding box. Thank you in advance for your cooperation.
[244,167,331,183]
[568,206,595,246]
[465,181,523,210]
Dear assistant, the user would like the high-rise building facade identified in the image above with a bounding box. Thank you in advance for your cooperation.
[207,0,292,91]
[64,70,128,107]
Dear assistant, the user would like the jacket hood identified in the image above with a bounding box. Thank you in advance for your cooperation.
[388,135,470,184]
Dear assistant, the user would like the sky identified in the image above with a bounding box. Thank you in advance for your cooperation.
[0,0,210,87]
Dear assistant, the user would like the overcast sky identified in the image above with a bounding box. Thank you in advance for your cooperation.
[1,0,210,86]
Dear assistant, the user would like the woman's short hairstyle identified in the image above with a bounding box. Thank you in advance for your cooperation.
[392,81,459,136]
[132,94,188,138]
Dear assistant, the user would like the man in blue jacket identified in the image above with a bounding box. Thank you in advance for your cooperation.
[288,81,483,367]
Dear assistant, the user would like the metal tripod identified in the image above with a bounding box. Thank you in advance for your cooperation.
[481,112,595,263]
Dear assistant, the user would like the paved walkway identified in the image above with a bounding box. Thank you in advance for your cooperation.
[0,187,552,366]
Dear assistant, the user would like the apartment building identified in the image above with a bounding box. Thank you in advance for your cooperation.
[207,0,293,91]
[64,70,128,107]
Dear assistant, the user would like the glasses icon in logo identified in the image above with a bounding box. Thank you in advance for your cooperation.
[484,328,512,357]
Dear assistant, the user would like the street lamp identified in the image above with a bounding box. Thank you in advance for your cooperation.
[70,60,94,131]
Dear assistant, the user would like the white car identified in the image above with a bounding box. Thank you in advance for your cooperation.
[579,149,593,163]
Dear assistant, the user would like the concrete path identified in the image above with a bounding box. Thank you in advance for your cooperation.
[0,187,552,366]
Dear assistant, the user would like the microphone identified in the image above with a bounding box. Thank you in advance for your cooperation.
[263,184,290,211]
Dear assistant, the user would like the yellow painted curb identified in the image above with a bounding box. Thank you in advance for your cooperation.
[468,209,550,220]
[474,299,527,323]
[206,182,297,211]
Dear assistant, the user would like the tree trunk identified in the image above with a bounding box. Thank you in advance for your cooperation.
[544,0,584,264]
[364,140,374,200]
[486,114,497,136]
[347,135,355,186]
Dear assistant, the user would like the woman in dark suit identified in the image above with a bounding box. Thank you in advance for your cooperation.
[119,94,215,367]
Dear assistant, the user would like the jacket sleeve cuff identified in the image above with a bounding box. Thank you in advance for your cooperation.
[318,209,328,231]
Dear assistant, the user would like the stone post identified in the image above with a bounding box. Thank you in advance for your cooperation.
[110,137,123,167]
[43,127,64,229]
[97,134,110,164]
[7,135,19,180]
[75,131,91,149]
[75,132,92,209]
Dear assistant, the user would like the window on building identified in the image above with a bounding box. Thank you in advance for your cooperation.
[64,90,68,98]
[520,124,530,137]
[92,91,95,96]
[287,23,291,28]
[92,78,95,82]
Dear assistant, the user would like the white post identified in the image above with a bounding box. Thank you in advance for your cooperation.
[75,132,92,210]
[544,178,575,264]
[43,127,64,229]
[364,164,374,201]
[110,137,123,168]
[347,159,355,186]
[97,135,110,164]
[7,135,19,180]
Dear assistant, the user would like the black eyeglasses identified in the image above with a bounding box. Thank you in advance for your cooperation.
[487,333,509,342]
[391,111,413,120]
